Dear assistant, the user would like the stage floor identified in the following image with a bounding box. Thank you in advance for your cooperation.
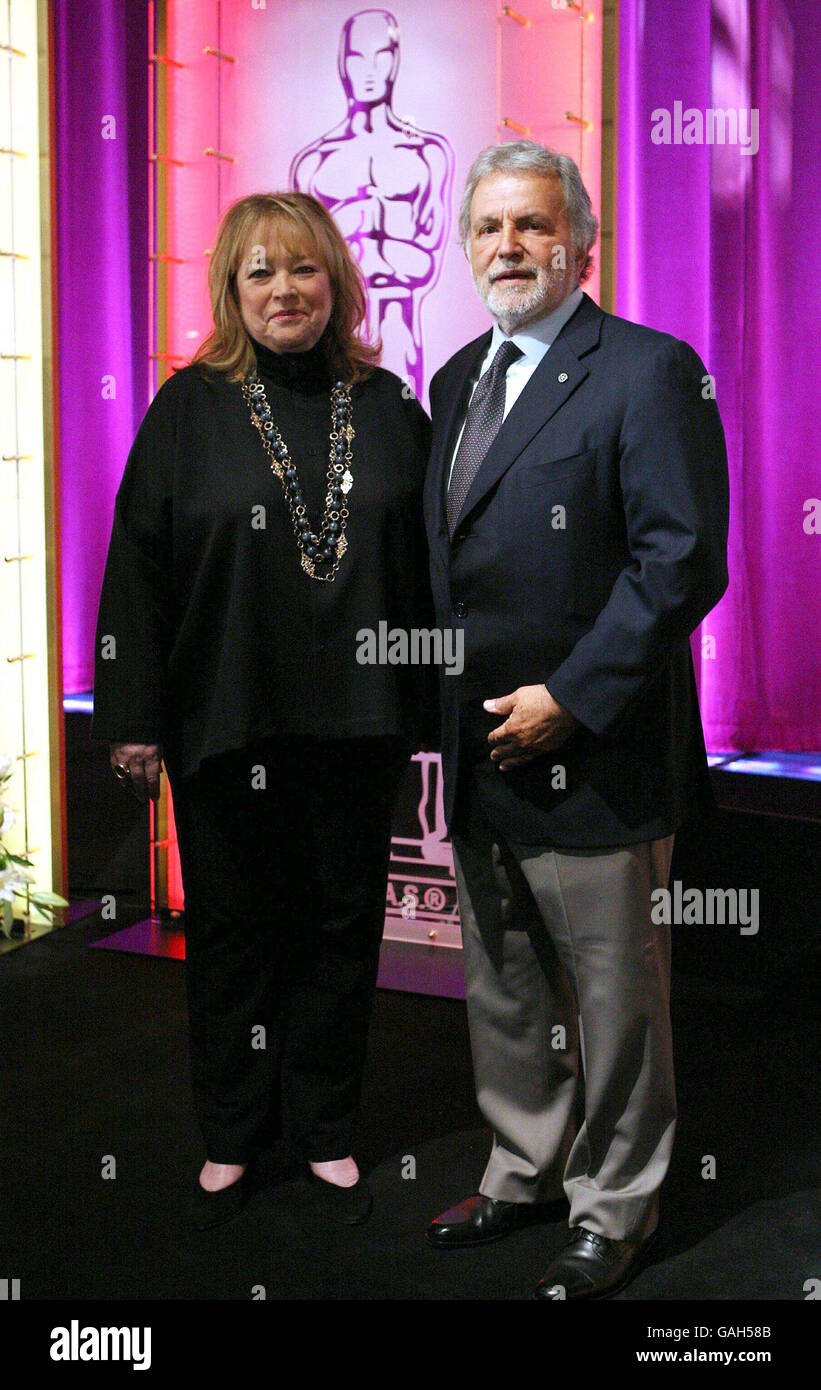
[87,913,468,999]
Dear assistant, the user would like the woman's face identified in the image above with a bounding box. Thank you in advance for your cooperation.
[236,229,334,354]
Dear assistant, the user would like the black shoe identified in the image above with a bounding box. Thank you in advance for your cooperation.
[534,1225,659,1300]
[191,1172,249,1231]
[426,1193,567,1249]
[306,1170,373,1226]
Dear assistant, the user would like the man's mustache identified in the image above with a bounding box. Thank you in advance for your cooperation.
[490,266,538,283]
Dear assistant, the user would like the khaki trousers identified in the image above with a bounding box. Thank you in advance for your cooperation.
[451,792,676,1243]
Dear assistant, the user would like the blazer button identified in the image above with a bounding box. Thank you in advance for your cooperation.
[453,601,468,619]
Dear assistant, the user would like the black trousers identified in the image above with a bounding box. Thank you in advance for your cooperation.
[166,735,410,1165]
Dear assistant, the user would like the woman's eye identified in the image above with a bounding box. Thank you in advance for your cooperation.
[295,265,315,275]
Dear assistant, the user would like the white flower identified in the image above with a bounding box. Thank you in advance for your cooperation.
[0,866,32,902]
[0,753,13,781]
[0,804,17,834]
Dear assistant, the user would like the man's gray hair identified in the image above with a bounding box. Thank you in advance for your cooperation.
[458,140,600,283]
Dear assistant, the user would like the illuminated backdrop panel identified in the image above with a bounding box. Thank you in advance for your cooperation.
[163,0,602,404]
[1,0,64,939]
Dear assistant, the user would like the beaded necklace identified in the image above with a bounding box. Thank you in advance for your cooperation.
[242,372,354,582]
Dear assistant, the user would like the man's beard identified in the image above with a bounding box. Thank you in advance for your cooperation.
[475,263,573,332]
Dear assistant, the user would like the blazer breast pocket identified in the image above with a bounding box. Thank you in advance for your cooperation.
[516,448,598,487]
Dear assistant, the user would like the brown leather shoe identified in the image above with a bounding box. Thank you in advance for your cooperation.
[426,1192,567,1249]
[534,1225,659,1299]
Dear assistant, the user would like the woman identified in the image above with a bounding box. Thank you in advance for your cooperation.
[91,192,436,1230]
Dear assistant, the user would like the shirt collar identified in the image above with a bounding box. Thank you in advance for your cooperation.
[488,284,584,366]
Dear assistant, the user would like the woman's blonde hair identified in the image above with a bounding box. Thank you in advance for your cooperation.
[190,191,380,384]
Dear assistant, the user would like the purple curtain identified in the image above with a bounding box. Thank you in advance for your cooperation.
[617,0,821,750]
[54,0,149,694]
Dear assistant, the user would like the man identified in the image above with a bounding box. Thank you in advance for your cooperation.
[422,141,729,1299]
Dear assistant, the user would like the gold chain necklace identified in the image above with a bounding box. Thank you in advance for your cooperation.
[242,373,354,582]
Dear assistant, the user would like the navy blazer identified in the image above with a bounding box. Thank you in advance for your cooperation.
[423,292,730,847]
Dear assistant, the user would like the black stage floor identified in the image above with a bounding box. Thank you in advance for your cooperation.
[1,903,818,1304]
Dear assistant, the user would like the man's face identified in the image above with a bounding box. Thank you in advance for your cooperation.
[468,170,585,333]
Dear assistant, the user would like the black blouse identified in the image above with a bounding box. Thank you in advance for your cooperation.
[90,334,437,780]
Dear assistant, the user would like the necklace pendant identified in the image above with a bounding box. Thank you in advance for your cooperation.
[341,468,354,495]
[300,551,315,577]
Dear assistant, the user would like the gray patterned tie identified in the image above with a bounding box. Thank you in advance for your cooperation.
[446,338,524,535]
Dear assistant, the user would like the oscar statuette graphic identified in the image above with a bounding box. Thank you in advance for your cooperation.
[290,7,455,398]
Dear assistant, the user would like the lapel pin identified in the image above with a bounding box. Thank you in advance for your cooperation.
[558,372,568,382]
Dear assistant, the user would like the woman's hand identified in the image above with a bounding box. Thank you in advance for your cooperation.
[109,743,164,803]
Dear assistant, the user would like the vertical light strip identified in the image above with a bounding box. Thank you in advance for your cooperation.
[147,0,156,408]
[149,0,164,915]
[598,0,617,312]
[496,0,603,304]
[151,0,233,915]
[0,0,63,935]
